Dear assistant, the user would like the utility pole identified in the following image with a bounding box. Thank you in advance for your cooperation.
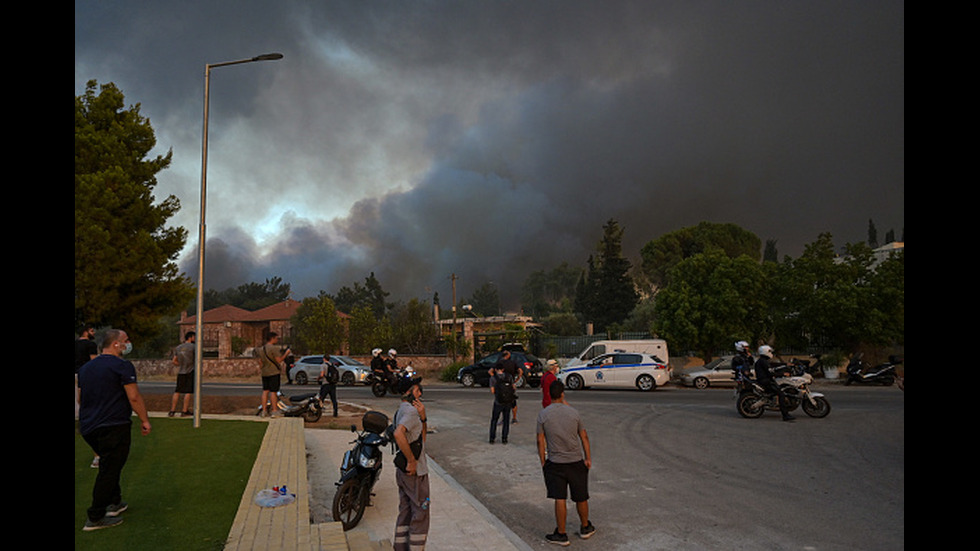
[451,273,457,362]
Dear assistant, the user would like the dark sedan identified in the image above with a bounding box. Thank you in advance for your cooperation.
[457,350,543,388]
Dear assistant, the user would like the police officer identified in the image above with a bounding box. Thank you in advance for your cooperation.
[756,345,794,422]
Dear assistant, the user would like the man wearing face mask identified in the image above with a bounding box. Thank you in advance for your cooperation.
[77,329,152,531]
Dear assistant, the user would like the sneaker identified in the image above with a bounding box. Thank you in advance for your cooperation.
[546,529,570,546]
[90,456,100,468]
[106,502,128,517]
[578,521,596,539]
[83,516,124,531]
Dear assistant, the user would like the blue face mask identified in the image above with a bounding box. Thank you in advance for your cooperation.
[121,342,133,355]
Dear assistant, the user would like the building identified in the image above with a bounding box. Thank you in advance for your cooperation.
[177,299,349,358]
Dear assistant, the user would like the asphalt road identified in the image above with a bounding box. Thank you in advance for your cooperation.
[142,379,904,550]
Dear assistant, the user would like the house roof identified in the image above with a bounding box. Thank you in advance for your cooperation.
[180,298,349,325]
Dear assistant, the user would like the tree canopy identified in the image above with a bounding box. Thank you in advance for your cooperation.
[75,80,193,340]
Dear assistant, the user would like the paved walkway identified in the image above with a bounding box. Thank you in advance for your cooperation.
[222,414,529,551]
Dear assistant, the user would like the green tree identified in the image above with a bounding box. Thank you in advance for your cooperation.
[653,249,768,360]
[464,282,501,317]
[202,277,290,311]
[768,233,899,351]
[575,219,639,332]
[331,272,390,319]
[390,299,438,354]
[347,305,378,354]
[520,262,581,317]
[291,293,345,353]
[640,222,762,287]
[75,80,193,340]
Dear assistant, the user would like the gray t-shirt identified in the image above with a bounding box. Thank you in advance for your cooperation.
[395,401,427,476]
[174,342,195,375]
[536,402,586,464]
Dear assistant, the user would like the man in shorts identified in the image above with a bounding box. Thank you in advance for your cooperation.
[256,332,291,417]
[169,331,196,417]
[536,380,595,546]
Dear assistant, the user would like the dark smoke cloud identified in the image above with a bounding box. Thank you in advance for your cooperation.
[76,1,904,310]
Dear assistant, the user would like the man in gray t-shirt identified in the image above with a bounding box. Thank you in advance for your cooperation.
[393,382,429,550]
[169,332,196,417]
[536,380,596,545]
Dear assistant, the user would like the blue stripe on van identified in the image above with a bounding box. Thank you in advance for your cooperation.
[563,362,662,373]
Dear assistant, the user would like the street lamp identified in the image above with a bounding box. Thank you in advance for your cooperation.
[194,52,283,428]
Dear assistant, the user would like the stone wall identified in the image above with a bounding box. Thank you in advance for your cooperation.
[133,355,455,380]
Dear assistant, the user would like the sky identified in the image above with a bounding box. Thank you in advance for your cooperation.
[75,1,904,311]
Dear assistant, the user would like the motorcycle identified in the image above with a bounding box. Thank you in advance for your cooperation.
[255,390,324,423]
[844,353,901,386]
[735,363,831,419]
[332,411,391,530]
[368,370,422,398]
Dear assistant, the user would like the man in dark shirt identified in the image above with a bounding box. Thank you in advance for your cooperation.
[755,345,794,422]
[78,329,152,530]
[75,324,98,418]
[497,350,523,423]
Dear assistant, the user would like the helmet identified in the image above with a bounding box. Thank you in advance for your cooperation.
[735,341,749,352]
[372,348,382,357]
[388,348,397,357]
[757,345,774,358]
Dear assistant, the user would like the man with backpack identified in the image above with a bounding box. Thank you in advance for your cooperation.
[318,354,340,417]
[488,361,517,444]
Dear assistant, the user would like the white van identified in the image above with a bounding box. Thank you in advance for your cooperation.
[564,339,670,369]
[558,352,670,391]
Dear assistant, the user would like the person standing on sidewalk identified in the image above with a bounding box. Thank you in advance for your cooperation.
[318,354,340,417]
[536,380,595,546]
[78,329,152,531]
[169,331,196,417]
[541,359,559,408]
[392,382,429,551]
[489,364,516,444]
[257,333,291,417]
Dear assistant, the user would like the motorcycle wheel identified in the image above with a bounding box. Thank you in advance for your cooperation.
[737,392,765,418]
[802,396,831,418]
[371,381,388,397]
[332,479,367,530]
[303,405,323,423]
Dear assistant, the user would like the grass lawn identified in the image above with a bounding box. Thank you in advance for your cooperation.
[75,417,267,551]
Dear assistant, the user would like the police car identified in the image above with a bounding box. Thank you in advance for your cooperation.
[558,352,670,392]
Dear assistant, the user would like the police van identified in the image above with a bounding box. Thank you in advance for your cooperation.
[564,339,669,370]
[558,351,670,392]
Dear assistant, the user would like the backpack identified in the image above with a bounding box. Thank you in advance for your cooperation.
[495,373,516,404]
[325,363,339,385]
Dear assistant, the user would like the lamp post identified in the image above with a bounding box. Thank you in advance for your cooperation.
[194,53,282,428]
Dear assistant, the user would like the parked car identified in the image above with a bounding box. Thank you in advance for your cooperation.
[558,352,670,392]
[289,355,372,386]
[679,356,741,389]
[457,350,543,388]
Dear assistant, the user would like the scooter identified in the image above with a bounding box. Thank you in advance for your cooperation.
[368,370,422,398]
[735,366,831,419]
[844,353,901,386]
[255,391,325,423]
[332,411,391,530]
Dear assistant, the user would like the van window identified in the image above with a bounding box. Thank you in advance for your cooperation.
[583,345,605,360]
[614,354,642,365]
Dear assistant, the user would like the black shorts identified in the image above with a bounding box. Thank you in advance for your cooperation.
[174,372,195,394]
[543,460,589,502]
[262,374,281,392]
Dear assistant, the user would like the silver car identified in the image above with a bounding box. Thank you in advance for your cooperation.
[679,356,742,389]
[289,355,372,386]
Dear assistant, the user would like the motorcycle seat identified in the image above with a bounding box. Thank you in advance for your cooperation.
[289,392,318,402]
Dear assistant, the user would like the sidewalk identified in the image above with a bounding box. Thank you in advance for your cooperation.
[306,429,530,551]
[224,414,530,551]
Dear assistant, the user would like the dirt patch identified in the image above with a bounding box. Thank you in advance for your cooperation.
[141,393,369,429]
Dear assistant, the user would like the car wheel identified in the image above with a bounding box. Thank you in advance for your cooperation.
[693,377,709,390]
[295,372,309,385]
[460,373,475,387]
[636,374,656,391]
[341,371,355,386]
[565,373,584,391]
